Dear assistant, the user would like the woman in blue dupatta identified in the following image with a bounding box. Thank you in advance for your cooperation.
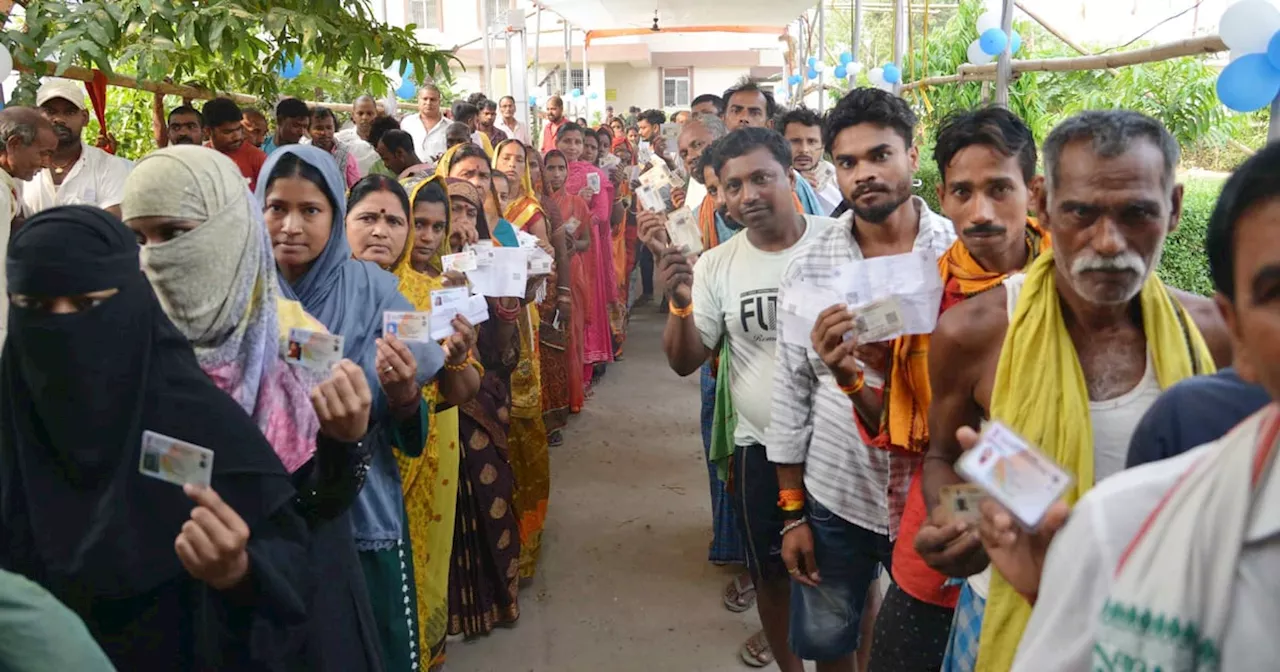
[256,145,452,672]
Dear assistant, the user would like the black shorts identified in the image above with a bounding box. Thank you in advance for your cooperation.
[868,583,956,672]
[731,444,787,582]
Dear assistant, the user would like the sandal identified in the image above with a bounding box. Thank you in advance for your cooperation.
[722,573,756,613]
[739,630,773,668]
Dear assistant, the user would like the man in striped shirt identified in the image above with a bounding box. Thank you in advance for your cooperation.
[767,88,954,671]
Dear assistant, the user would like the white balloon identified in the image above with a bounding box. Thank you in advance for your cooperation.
[976,10,1002,35]
[868,66,886,85]
[967,38,995,65]
[814,61,827,73]
[846,61,864,75]
[0,46,12,82]
[1219,0,1280,54]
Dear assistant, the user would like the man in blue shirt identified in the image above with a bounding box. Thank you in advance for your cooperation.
[1126,366,1269,468]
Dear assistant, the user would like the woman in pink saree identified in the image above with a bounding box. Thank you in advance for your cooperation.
[554,122,615,384]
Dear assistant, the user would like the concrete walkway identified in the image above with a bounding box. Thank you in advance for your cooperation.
[446,310,763,672]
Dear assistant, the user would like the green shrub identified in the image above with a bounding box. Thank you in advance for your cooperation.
[913,147,1218,295]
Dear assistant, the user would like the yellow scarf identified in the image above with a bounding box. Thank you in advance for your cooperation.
[975,249,1216,672]
[876,221,1049,454]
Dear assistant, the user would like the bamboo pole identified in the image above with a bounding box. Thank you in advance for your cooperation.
[15,60,418,113]
[994,0,1014,106]
[901,35,1226,92]
[1013,1,1087,56]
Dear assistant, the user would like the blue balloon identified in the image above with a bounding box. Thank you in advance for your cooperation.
[1268,29,1280,71]
[834,64,848,79]
[807,67,818,79]
[840,51,853,65]
[1218,53,1280,112]
[571,88,581,98]
[589,91,599,99]
[277,56,303,80]
[979,28,1008,56]
[807,56,818,69]
[882,63,901,84]
[789,74,802,85]
[1009,30,1022,55]
[529,95,537,106]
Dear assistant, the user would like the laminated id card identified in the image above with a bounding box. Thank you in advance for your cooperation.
[955,421,1073,529]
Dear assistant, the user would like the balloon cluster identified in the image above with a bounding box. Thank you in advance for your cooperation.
[1216,0,1280,111]
[867,63,899,91]
[277,56,303,81]
[833,51,861,79]
[966,9,1021,65]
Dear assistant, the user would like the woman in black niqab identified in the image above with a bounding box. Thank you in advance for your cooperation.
[0,206,311,670]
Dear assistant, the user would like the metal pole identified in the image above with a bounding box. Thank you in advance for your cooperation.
[481,0,492,95]
[994,0,1014,107]
[534,6,541,102]
[582,33,590,121]
[817,0,825,112]
[852,0,862,63]
[563,22,571,95]
[799,15,808,104]
[892,0,906,95]
[507,14,530,133]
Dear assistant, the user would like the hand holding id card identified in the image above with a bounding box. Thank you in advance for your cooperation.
[139,430,214,488]
[284,329,344,373]
[955,422,1073,529]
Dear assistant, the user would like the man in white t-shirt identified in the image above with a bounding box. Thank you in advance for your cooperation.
[0,107,56,344]
[640,126,837,672]
[334,95,382,176]
[778,107,842,217]
[24,79,130,217]
[399,84,449,163]
[494,95,530,146]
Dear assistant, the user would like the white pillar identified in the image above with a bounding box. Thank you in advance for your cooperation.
[852,0,862,63]
[582,32,589,121]
[481,0,492,95]
[533,7,542,102]
[507,12,530,132]
[995,0,1014,107]
[563,22,571,95]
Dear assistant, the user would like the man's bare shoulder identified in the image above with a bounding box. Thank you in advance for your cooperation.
[1168,287,1232,367]
[932,287,1010,358]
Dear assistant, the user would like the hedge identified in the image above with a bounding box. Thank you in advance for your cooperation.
[914,153,1220,296]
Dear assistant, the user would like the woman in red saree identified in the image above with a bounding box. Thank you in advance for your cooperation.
[607,136,637,356]
[553,123,615,386]
[543,149,591,408]
[525,148,574,440]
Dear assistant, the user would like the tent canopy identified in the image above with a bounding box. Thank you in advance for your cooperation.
[534,0,814,33]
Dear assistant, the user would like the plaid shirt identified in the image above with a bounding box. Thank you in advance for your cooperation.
[765,196,956,537]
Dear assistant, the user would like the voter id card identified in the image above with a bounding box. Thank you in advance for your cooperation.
[284,328,344,373]
[442,250,478,273]
[940,483,985,525]
[849,295,904,344]
[956,421,1072,529]
[383,311,431,342]
[139,430,213,488]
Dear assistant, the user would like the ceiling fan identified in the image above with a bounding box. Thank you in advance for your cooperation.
[651,9,660,32]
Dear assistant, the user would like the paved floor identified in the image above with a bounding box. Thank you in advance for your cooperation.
[446,309,765,672]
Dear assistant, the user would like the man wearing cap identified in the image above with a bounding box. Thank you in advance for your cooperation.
[24,79,130,217]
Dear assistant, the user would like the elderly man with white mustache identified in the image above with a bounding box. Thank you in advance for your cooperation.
[914,110,1232,671]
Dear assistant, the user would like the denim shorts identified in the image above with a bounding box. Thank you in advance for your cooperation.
[789,498,893,661]
[731,444,788,582]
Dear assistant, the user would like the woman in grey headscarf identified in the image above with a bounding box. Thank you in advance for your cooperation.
[122,145,385,672]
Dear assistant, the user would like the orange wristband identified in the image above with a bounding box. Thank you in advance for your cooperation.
[778,488,806,511]
[670,302,694,318]
[838,371,865,397]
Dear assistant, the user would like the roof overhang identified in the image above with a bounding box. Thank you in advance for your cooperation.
[532,0,811,34]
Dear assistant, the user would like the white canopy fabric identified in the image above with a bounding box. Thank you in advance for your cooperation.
[534,0,815,32]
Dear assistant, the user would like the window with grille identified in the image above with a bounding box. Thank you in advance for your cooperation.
[484,0,509,24]
[558,69,589,93]
[407,0,440,30]
[662,68,691,108]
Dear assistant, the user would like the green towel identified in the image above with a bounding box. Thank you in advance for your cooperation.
[709,338,737,481]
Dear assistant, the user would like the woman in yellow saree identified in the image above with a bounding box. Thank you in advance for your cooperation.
[489,138,554,580]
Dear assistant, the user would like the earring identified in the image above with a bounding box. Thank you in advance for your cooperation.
[912,178,923,189]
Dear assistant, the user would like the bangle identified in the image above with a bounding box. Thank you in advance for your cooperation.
[780,516,808,538]
[839,371,865,397]
[669,302,694,318]
[777,488,805,511]
[445,356,475,372]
